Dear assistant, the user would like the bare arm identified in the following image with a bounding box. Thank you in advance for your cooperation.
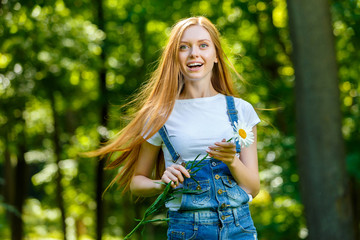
[130,141,190,197]
[130,141,163,197]
[206,126,260,197]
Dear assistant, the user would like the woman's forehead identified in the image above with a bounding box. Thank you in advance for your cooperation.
[180,25,212,42]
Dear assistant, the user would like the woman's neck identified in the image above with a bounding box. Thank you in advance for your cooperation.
[179,80,218,99]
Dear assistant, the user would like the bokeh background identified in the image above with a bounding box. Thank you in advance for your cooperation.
[0,0,359,239]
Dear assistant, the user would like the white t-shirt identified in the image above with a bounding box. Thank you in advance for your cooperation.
[147,93,261,168]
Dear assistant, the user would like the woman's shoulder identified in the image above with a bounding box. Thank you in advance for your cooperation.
[232,96,260,126]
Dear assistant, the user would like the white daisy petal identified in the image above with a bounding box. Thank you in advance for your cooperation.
[233,121,255,148]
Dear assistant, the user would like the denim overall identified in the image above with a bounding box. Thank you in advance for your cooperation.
[158,96,257,240]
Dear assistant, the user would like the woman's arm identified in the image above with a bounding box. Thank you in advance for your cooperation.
[130,141,163,197]
[206,126,260,198]
[130,141,190,197]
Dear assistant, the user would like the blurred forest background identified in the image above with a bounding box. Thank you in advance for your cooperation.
[0,0,359,239]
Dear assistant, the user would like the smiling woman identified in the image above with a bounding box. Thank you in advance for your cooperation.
[88,16,260,240]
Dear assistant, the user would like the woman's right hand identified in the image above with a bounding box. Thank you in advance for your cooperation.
[161,164,190,188]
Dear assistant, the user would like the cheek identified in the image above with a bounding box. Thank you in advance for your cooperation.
[205,52,217,63]
[205,54,216,66]
[177,57,186,73]
[178,50,189,58]
[178,53,187,65]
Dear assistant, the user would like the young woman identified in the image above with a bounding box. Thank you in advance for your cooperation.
[93,16,260,240]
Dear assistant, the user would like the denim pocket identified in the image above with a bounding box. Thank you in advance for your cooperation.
[169,230,185,240]
[221,176,240,198]
[168,226,198,240]
[221,176,249,202]
[238,212,257,233]
[187,180,211,205]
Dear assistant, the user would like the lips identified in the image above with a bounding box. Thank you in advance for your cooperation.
[186,62,203,71]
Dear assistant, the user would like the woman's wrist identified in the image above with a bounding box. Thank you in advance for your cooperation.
[226,155,240,169]
[153,180,166,192]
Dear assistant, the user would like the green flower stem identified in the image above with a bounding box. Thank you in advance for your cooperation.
[123,181,173,239]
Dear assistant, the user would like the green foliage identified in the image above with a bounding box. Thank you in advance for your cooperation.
[331,0,360,183]
[0,0,358,239]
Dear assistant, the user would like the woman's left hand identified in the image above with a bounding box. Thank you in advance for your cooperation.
[206,138,237,165]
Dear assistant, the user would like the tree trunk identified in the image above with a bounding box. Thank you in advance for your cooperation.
[50,94,67,240]
[11,129,27,240]
[93,0,108,239]
[287,1,356,239]
[4,132,14,214]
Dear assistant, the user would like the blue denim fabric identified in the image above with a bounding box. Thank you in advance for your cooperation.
[179,159,249,211]
[167,205,257,240]
[166,159,257,240]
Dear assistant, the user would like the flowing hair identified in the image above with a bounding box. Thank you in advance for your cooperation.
[87,16,240,193]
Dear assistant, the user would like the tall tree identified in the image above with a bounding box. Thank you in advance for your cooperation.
[287,1,356,239]
[11,118,28,240]
[49,90,67,240]
[93,0,108,238]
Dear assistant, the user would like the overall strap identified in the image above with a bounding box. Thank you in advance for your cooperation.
[225,95,241,153]
[158,126,180,163]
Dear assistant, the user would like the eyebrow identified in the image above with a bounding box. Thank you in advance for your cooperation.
[180,39,212,43]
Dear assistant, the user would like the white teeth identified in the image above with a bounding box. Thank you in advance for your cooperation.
[188,63,203,67]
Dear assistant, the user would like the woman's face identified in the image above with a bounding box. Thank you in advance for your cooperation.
[178,25,218,83]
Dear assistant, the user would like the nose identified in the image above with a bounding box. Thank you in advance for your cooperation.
[190,46,199,57]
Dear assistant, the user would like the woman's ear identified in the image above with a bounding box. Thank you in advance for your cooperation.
[214,58,218,63]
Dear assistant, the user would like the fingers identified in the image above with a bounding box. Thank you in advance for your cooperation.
[206,150,235,160]
[161,164,190,188]
[208,141,236,153]
[214,139,236,149]
[176,164,191,178]
[206,139,236,163]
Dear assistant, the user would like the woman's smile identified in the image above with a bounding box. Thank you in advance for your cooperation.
[186,61,204,71]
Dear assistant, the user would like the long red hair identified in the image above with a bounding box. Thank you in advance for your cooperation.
[87,16,239,193]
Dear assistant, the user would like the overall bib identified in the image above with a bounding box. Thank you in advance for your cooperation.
[158,96,258,240]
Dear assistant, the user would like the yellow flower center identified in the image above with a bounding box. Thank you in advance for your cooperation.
[238,129,247,139]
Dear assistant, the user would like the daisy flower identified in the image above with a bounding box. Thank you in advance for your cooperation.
[233,121,254,148]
